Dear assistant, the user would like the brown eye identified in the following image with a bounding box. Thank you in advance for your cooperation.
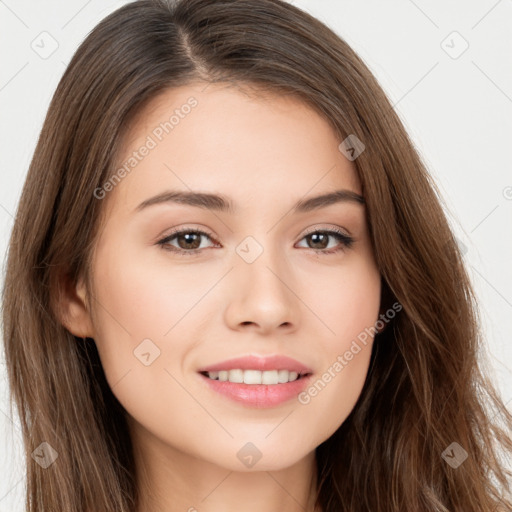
[175,232,202,250]
[157,229,217,256]
[296,228,354,254]
[305,232,330,249]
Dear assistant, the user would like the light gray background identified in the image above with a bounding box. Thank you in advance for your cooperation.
[1,1,511,510]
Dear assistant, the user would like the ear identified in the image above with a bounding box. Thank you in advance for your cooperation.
[53,270,96,339]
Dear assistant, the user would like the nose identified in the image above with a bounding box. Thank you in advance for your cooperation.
[223,247,300,335]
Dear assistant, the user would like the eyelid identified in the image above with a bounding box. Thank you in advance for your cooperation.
[300,224,352,238]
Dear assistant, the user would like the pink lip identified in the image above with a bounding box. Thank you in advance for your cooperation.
[198,373,314,408]
[197,354,313,374]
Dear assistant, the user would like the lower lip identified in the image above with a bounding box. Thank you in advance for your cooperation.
[198,372,313,408]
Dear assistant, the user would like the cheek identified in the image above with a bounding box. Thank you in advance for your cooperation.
[302,254,381,346]
[90,239,209,350]
[88,238,223,397]
[294,256,380,435]
[87,241,211,447]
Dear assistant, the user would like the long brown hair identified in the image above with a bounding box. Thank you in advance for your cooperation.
[2,0,511,510]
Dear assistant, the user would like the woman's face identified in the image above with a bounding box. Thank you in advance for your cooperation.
[75,82,381,472]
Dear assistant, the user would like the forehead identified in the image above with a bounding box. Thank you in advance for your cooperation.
[106,81,361,217]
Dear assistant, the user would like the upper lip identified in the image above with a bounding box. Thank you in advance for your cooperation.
[197,355,313,374]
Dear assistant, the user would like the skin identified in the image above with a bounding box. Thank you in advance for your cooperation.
[60,81,382,512]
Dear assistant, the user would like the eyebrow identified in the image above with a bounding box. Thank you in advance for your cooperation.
[134,188,365,214]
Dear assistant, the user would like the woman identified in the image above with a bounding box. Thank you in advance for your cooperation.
[2,0,511,510]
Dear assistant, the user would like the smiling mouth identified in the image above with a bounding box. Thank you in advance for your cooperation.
[199,369,312,385]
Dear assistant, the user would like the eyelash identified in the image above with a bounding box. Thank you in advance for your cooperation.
[156,227,354,257]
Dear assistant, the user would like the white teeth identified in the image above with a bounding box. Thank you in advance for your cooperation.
[229,369,244,383]
[262,370,278,384]
[243,370,262,384]
[205,369,303,384]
